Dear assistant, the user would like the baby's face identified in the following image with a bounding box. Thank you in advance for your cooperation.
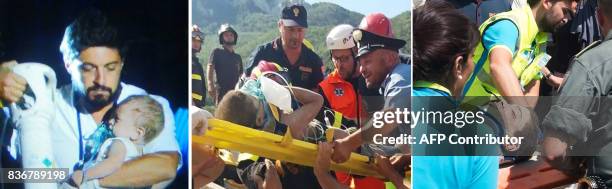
[109,104,141,140]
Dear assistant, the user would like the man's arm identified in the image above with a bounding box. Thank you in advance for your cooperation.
[542,61,594,166]
[207,63,216,99]
[489,48,531,106]
[541,66,564,89]
[280,86,323,139]
[191,106,223,188]
[314,142,349,189]
[334,77,410,163]
[523,77,540,108]
[207,50,217,99]
[238,55,244,76]
[489,47,540,107]
[374,155,408,189]
[98,151,179,188]
[331,115,399,163]
[481,20,532,106]
[192,144,224,188]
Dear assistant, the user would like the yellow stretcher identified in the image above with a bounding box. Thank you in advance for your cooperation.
[192,118,387,178]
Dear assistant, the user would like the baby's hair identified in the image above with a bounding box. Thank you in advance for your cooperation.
[118,95,164,143]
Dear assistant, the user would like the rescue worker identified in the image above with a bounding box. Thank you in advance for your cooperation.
[207,24,243,104]
[6,9,180,187]
[412,1,498,188]
[191,25,225,188]
[192,25,207,108]
[462,0,575,108]
[543,0,594,95]
[316,24,385,189]
[330,13,410,177]
[245,4,324,92]
[543,0,612,187]
[318,24,363,125]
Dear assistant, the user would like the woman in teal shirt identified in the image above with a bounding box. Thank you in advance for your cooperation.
[412,1,499,188]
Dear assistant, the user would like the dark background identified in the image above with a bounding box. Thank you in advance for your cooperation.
[0,0,188,188]
[0,0,188,110]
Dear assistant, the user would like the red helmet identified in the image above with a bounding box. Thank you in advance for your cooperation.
[358,13,395,38]
[250,60,290,84]
[353,13,406,58]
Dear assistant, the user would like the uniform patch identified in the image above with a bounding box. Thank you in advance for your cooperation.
[299,66,312,73]
[334,88,344,96]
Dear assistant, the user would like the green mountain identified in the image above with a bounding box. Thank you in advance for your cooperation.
[392,11,411,55]
[194,0,410,74]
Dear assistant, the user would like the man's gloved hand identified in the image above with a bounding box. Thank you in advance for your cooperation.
[191,106,213,136]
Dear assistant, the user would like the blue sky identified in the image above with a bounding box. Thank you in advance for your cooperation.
[305,0,411,17]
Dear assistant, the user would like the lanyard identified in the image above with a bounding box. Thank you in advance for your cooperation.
[76,111,84,161]
[413,80,458,107]
[74,93,84,162]
[413,80,452,96]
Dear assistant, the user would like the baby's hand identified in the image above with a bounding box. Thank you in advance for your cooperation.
[70,170,84,187]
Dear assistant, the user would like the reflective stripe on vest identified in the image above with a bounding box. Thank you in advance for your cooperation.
[192,93,202,101]
[192,73,202,80]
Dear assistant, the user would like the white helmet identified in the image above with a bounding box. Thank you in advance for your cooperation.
[326,24,355,50]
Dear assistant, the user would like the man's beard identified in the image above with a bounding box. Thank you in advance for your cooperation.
[340,70,352,81]
[84,84,116,111]
[192,48,201,53]
[543,13,565,33]
[287,38,301,49]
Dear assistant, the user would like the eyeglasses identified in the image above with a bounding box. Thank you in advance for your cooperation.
[332,55,353,63]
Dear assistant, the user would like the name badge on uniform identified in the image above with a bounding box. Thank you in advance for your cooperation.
[299,66,312,81]
[298,66,312,73]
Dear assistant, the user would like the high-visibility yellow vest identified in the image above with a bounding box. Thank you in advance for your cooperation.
[464,5,547,105]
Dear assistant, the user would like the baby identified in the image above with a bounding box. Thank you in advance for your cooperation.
[69,95,164,188]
